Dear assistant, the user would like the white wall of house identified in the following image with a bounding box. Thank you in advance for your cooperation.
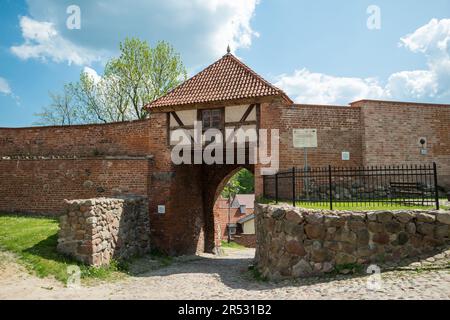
[169,104,257,146]
[242,219,255,234]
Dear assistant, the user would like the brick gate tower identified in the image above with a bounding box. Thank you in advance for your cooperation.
[144,50,292,254]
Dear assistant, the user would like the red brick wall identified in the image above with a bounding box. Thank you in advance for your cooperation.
[355,100,450,189]
[149,164,206,255]
[233,234,256,248]
[278,104,363,169]
[0,119,153,157]
[1,98,448,257]
[213,197,255,240]
[0,116,162,217]
[255,101,363,197]
[256,100,450,197]
[0,158,150,215]
[0,112,213,255]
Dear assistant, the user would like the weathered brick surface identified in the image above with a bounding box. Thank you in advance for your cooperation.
[149,164,206,255]
[255,100,363,197]
[0,158,151,215]
[354,100,450,189]
[256,100,450,197]
[0,119,153,157]
[278,104,363,169]
[233,234,256,248]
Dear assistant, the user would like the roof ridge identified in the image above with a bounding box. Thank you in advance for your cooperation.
[144,55,228,109]
[146,53,292,109]
[225,54,284,95]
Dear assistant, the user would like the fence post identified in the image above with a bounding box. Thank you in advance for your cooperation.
[328,165,333,210]
[275,173,279,204]
[433,162,440,210]
[292,167,296,207]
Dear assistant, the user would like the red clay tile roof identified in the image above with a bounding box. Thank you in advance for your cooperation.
[145,53,292,109]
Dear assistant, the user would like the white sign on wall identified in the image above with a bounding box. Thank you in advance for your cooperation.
[157,205,166,214]
[293,129,318,148]
[342,151,350,161]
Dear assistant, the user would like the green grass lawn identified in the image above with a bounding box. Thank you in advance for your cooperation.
[293,202,436,211]
[0,215,127,284]
[258,197,443,211]
[220,240,246,249]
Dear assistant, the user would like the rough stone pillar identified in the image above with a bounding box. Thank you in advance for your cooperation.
[57,196,150,266]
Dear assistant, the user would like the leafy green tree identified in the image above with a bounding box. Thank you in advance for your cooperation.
[222,178,241,200]
[234,168,255,194]
[35,38,187,125]
[105,39,187,119]
[70,71,131,123]
[221,168,254,198]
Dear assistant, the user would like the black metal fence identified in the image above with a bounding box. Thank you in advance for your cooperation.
[263,163,440,210]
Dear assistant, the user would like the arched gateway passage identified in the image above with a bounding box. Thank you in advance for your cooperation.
[148,162,255,256]
[202,164,254,252]
[144,51,292,255]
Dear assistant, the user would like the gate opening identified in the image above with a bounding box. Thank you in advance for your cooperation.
[212,168,256,250]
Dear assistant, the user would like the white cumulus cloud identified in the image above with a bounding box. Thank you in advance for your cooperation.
[275,69,385,105]
[398,18,450,101]
[400,18,450,55]
[12,0,259,67]
[82,66,101,84]
[11,16,107,66]
[276,18,450,105]
[0,77,12,95]
[385,70,438,100]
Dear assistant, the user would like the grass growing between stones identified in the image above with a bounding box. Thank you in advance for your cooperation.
[0,215,128,284]
[297,203,434,211]
[149,248,173,266]
[220,240,246,249]
[247,265,268,282]
[333,263,365,275]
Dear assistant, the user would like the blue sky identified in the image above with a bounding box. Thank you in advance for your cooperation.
[1,0,450,127]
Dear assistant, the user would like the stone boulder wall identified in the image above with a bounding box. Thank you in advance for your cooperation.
[255,204,450,280]
[57,196,151,267]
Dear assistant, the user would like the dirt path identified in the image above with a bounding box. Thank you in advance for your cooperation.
[1,248,449,300]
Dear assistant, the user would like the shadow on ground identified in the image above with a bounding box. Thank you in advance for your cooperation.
[129,246,450,292]
[22,234,450,292]
[23,234,73,264]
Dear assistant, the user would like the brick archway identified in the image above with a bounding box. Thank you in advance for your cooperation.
[148,162,255,256]
[201,164,254,253]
